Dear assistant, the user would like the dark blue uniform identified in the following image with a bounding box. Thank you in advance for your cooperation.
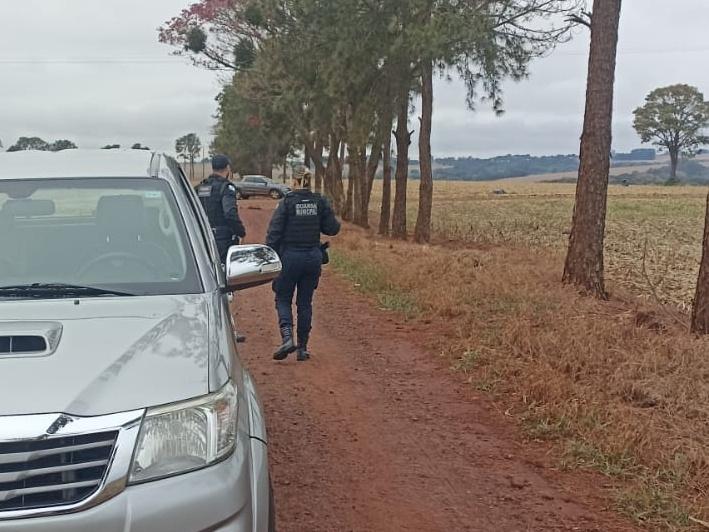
[266,189,341,357]
[196,175,246,262]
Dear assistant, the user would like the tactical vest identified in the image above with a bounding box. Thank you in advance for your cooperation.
[196,176,229,229]
[281,192,323,248]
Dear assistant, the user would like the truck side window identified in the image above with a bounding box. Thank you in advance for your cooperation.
[167,158,221,271]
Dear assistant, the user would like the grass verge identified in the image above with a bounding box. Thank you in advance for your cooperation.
[330,225,709,531]
[330,248,420,319]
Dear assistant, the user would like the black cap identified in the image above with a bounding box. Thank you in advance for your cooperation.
[212,155,231,171]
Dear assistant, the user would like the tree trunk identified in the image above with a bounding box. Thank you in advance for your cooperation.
[311,154,326,187]
[562,0,622,298]
[324,134,345,214]
[283,159,288,184]
[343,173,355,222]
[415,58,434,244]
[350,145,365,226]
[355,146,370,227]
[342,139,355,221]
[324,136,339,198]
[263,144,275,178]
[366,125,386,204]
[392,91,411,240]
[669,147,679,180]
[356,125,387,228]
[379,133,393,236]
[302,136,326,191]
[332,151,345,212]
[324,146,336,198]
[313,141,325,193]
[260,155,274,178]
[692,192,709,333]
[304,144,311,169]
[315,165,325,192]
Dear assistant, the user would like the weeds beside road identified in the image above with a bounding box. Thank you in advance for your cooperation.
[332,183,709,530]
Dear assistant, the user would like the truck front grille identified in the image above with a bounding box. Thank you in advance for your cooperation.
[0,431,117,512]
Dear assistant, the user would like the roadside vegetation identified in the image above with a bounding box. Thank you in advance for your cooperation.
[331,184,709,529]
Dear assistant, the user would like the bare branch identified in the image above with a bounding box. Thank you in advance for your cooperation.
[566,10,592,29]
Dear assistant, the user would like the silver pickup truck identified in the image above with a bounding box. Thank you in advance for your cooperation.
[0,149,279,532]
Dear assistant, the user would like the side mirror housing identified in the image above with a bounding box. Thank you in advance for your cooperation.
[225,245,281,292]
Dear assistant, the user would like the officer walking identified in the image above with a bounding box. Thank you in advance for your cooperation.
[195,155,246,262]
[266,169,341,362]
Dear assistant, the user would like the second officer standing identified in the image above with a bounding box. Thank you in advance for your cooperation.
[195,155,246,263]
[196,155,248,344]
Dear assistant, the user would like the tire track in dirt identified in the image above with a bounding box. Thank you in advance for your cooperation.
[234,200,636,532]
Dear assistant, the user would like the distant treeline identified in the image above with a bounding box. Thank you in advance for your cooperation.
[549,160,709,186]
[420,154,580,181]
[401,152,654,181]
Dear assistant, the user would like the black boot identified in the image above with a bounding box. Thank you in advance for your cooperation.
[274,327,296,361]
[297,333,311,362]
[297,347,311,362]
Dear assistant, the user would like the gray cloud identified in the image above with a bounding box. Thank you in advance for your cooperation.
[1,0,709,159]
[417,0,709,158]
[0,0,219,154]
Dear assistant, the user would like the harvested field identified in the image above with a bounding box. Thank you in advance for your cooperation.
[368,181,708,308]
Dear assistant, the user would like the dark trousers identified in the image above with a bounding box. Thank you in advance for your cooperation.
[213,225,238,264]
[216,235,238,265]
[273,247,323,345]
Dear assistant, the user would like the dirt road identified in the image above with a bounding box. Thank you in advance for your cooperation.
[236,201,635,532]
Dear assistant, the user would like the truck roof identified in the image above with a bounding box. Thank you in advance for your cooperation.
[0,149,162,180]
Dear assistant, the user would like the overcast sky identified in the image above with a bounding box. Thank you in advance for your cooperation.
[1,0,709,159]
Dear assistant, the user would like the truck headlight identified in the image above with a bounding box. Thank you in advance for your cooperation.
[129,381,237,484]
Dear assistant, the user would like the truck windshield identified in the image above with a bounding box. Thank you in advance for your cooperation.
[0,178,201,297]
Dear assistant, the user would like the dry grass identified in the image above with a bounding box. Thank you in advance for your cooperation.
[331,195,709,529]
[367,180,707,308]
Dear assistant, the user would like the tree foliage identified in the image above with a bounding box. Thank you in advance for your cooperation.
[7,137,77,152]
[48,140,78,152]
[212,73,293,177]
[176,133,202,161]
[633,84,709,180]
[176,133,203,180]
[160,0,583,232]
[158,0,262,70]
[7,137,51,152]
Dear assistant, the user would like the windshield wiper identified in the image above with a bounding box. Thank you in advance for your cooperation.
[0,283,136,298]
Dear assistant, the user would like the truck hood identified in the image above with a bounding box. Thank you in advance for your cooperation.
[0,294,211,417]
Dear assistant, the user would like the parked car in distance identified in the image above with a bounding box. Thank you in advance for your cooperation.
[0,149,279,532]
[235,175,290,200]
